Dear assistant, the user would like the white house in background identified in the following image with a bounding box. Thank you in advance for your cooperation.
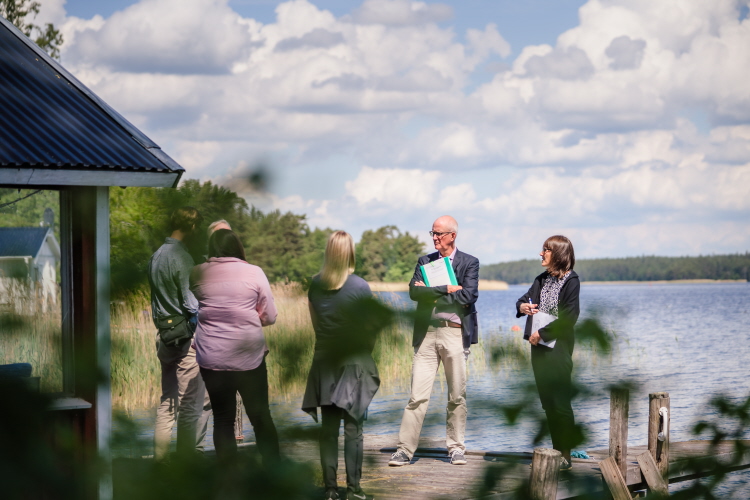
[0,227,61,311]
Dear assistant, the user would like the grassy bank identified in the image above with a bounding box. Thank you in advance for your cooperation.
[111,284,486,410]
[0,307,63,393]
[1,284,487,410]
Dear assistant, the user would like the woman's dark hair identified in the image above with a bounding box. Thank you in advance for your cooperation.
[544,235,575,278]
[208,229,246,261]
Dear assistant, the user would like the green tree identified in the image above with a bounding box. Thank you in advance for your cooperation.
[108,180,334,295]
[355,226,424,282]
[109,180,256,296]
[0,188,60,240]
[1,0,64,59]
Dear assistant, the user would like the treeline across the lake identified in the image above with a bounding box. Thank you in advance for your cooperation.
[481,253,750,284]
[1,182,425,297]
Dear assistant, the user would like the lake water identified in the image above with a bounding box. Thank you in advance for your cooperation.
[118,282,750,495]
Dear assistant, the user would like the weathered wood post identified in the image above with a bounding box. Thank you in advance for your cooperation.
[636,451,670,497]
[648,392,670,479]
[530,448,561,500]
[609,387,630,479]
[599,456,633,500]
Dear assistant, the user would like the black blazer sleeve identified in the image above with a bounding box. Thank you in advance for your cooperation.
[515,288,533,318]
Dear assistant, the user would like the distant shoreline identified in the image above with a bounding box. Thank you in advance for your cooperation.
[580,278,748,285]
[368,279,509,292]
[369,278,748,291]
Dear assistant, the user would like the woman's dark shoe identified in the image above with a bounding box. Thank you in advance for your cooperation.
[324,488,340,500]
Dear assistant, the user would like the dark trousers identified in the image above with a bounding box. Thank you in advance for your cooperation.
[320,405,364,491]
[531,342,576,456]
[200,360,280,464]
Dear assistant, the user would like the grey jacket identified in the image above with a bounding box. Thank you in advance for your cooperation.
[148,237,199,327]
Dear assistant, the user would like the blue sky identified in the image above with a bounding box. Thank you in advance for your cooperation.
[63,0,588,53]
[35,0,750,263]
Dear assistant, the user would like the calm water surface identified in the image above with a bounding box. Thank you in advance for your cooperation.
[118,283,750,495]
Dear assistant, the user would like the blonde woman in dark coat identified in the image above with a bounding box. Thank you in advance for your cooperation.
[302,231,380,500]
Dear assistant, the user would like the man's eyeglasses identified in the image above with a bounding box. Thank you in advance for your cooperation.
[429,231,453,238]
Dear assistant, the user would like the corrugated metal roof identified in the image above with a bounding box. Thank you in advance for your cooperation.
[0,227,49,258]
[0,17,184,187]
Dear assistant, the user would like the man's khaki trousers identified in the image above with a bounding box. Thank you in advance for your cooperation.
[396,326,467,458]
[154,338,207,460]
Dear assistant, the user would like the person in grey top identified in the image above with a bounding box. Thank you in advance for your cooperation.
[148,206,207,460]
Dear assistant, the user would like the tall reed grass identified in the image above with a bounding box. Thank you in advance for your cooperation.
[0,278,63,391]
[2,283,488,410]
[0,306,63,392]
[110,283,486,409]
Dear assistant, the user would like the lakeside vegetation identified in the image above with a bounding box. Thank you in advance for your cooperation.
[111,284,486,409]
[481,253,750,284]
[2,284,487,409]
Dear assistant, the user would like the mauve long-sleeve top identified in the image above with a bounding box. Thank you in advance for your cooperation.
[190,257,277,371]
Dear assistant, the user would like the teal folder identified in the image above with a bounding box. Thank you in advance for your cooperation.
[420,257,458,287]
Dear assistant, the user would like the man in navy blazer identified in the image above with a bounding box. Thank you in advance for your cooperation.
[388,215,479,467]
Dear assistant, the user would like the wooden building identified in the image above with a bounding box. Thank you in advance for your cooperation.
[0,227,61,311]
[0,15,185,500]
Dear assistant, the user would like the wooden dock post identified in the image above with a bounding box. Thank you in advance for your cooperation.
[530,448,561,500]
[648,392,670,478]
[609,387,630,478]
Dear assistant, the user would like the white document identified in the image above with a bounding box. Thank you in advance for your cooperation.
[531,311,557,349]
[420,257,458,287]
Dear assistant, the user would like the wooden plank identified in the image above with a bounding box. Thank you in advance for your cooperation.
[636,451,669,497]
[48,397,93,411]
[599,456,632,500]
[610,388,630,478]
[268,439,750,500]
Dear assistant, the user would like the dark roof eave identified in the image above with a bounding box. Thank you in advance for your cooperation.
[0,17,187,185]
[0,167,181,188]
[0,16,159,151]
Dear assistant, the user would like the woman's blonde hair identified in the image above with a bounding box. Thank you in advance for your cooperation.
[317,230,356,290]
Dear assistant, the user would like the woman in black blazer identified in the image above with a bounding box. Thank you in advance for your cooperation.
[516,235,580,471]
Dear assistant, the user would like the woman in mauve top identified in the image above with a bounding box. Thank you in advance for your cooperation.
[302,231,379,500]
[190,229,280,464]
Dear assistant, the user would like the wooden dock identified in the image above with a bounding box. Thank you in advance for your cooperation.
[275,436,750,499]
[112,391,749,499]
